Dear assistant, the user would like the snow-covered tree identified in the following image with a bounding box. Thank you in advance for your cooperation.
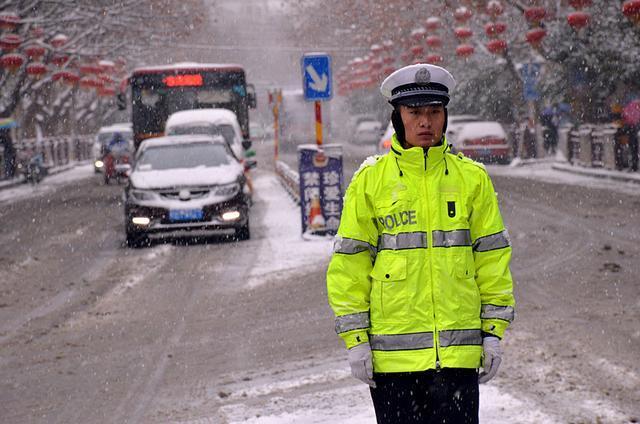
[0,0,207,138]
[290,0,640,124]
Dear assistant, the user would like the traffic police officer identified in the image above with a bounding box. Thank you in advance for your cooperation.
[327,64,515,424]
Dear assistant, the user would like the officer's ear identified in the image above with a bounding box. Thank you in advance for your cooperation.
[391,108,405,145]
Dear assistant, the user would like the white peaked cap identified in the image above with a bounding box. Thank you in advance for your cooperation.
[380,64,456,106]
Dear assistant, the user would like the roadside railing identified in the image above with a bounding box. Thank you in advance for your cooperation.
[275,160,300,204]
[16,135,93,168]
[567,124,622,170]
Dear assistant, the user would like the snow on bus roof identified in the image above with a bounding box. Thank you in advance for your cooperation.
[132,62,245,75]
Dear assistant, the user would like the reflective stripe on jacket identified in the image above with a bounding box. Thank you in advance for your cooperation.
[327,134,515,373]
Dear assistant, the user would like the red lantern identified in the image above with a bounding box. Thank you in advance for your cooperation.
[567,11,590,29]
[426,54,443,64]
[526,28,547,46]
[98,86,116,97]
[370,58,383,71]
[487,1,504,17]
[454,27,473,40]
[80,63,102,75]
[524,7,547,24]
[24,45,47,60]
[0,12,20,30]
[80,76,101,90]
[569,0,592,9]
[26,63,47,78]
[53,71,80,85]
[0,53,25,72]
[484,22,507,37]
[0,34,22,51]
[623,0,640,25]
[50,54,69,67]
[456,44,475,57]
[410,45,425,56]
[370,44,383,55]
[425,16,441,31]
[455,7,473,23]
[426,36,442,49]
[411,27,426,42]
[50,34,68,48]
[486,39,507,54]
[99,60,116,74]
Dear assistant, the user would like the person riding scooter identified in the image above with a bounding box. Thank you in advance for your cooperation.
[102,132,132,184]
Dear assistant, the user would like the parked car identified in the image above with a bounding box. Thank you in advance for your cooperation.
[448,121,512,164]
[353,120,382,144]
[445,114,481,147]
[123,135,255,247]
[92,123,133,173]
[165,109,245,161]
[377,121,394,153]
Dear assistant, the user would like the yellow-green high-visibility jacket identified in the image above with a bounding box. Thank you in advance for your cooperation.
[327,134,515,373]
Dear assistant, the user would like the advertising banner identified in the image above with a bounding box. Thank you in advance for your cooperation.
[297,144,343,236]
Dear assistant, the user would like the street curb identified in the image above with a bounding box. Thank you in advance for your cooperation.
[0,162,85,191]
[551,162,640,184]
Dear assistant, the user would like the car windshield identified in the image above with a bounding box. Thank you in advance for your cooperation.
[136,142,231,171]
[168,124,218,136]
[218,124,236,145]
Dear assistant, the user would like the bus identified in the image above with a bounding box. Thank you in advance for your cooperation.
[119,63,256,149]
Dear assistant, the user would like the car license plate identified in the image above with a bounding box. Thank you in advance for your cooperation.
[169,209,203,222]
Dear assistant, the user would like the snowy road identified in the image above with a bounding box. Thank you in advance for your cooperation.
[1,141,639,423]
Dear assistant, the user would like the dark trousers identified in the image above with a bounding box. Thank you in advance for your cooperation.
[370,369,479,424]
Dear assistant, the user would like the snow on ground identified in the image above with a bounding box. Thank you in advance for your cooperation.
[0,163,94,205]
[488,160,640,196]
[220,172,563,424]
[244,174,334,289]
[2,161,638,422]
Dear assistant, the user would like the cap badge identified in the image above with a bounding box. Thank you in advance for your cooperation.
[415,67,431,85]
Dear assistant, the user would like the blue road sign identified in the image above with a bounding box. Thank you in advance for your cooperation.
[302,54,332,101]
[521,63,541,101]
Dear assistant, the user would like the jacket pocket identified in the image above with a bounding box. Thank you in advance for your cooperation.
[369,254,408,320]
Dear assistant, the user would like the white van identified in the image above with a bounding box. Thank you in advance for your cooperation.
[165,109,244,161]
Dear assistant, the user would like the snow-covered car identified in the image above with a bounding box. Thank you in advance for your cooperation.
[353,120,382,144]
[445,114,481,147]
[449,121,512,164]
[165,109,245,161]
[92,123,133,173]
[123,135,254,247]
[377,121,394,153]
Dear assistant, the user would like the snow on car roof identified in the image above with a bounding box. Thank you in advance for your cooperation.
[356,121,381,131]
[165,109,240,128]
[98,123,132,133]
[132,62,244,75]
[138,134,226,151]
[456,121,506,140]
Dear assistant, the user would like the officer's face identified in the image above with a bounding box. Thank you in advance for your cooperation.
[399,104,445,148]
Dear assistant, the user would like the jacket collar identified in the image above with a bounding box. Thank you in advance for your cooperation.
[390,133,448,175]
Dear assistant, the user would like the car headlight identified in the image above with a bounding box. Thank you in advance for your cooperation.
[130,189,155,201]
[213,183,240,197]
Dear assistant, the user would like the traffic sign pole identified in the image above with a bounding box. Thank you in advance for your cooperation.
[315,101,322,146]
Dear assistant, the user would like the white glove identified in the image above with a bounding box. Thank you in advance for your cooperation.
[478,336,502,384]
[348,343,376,388]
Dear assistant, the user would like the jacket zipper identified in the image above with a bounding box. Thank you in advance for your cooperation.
[423,151,440,370]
